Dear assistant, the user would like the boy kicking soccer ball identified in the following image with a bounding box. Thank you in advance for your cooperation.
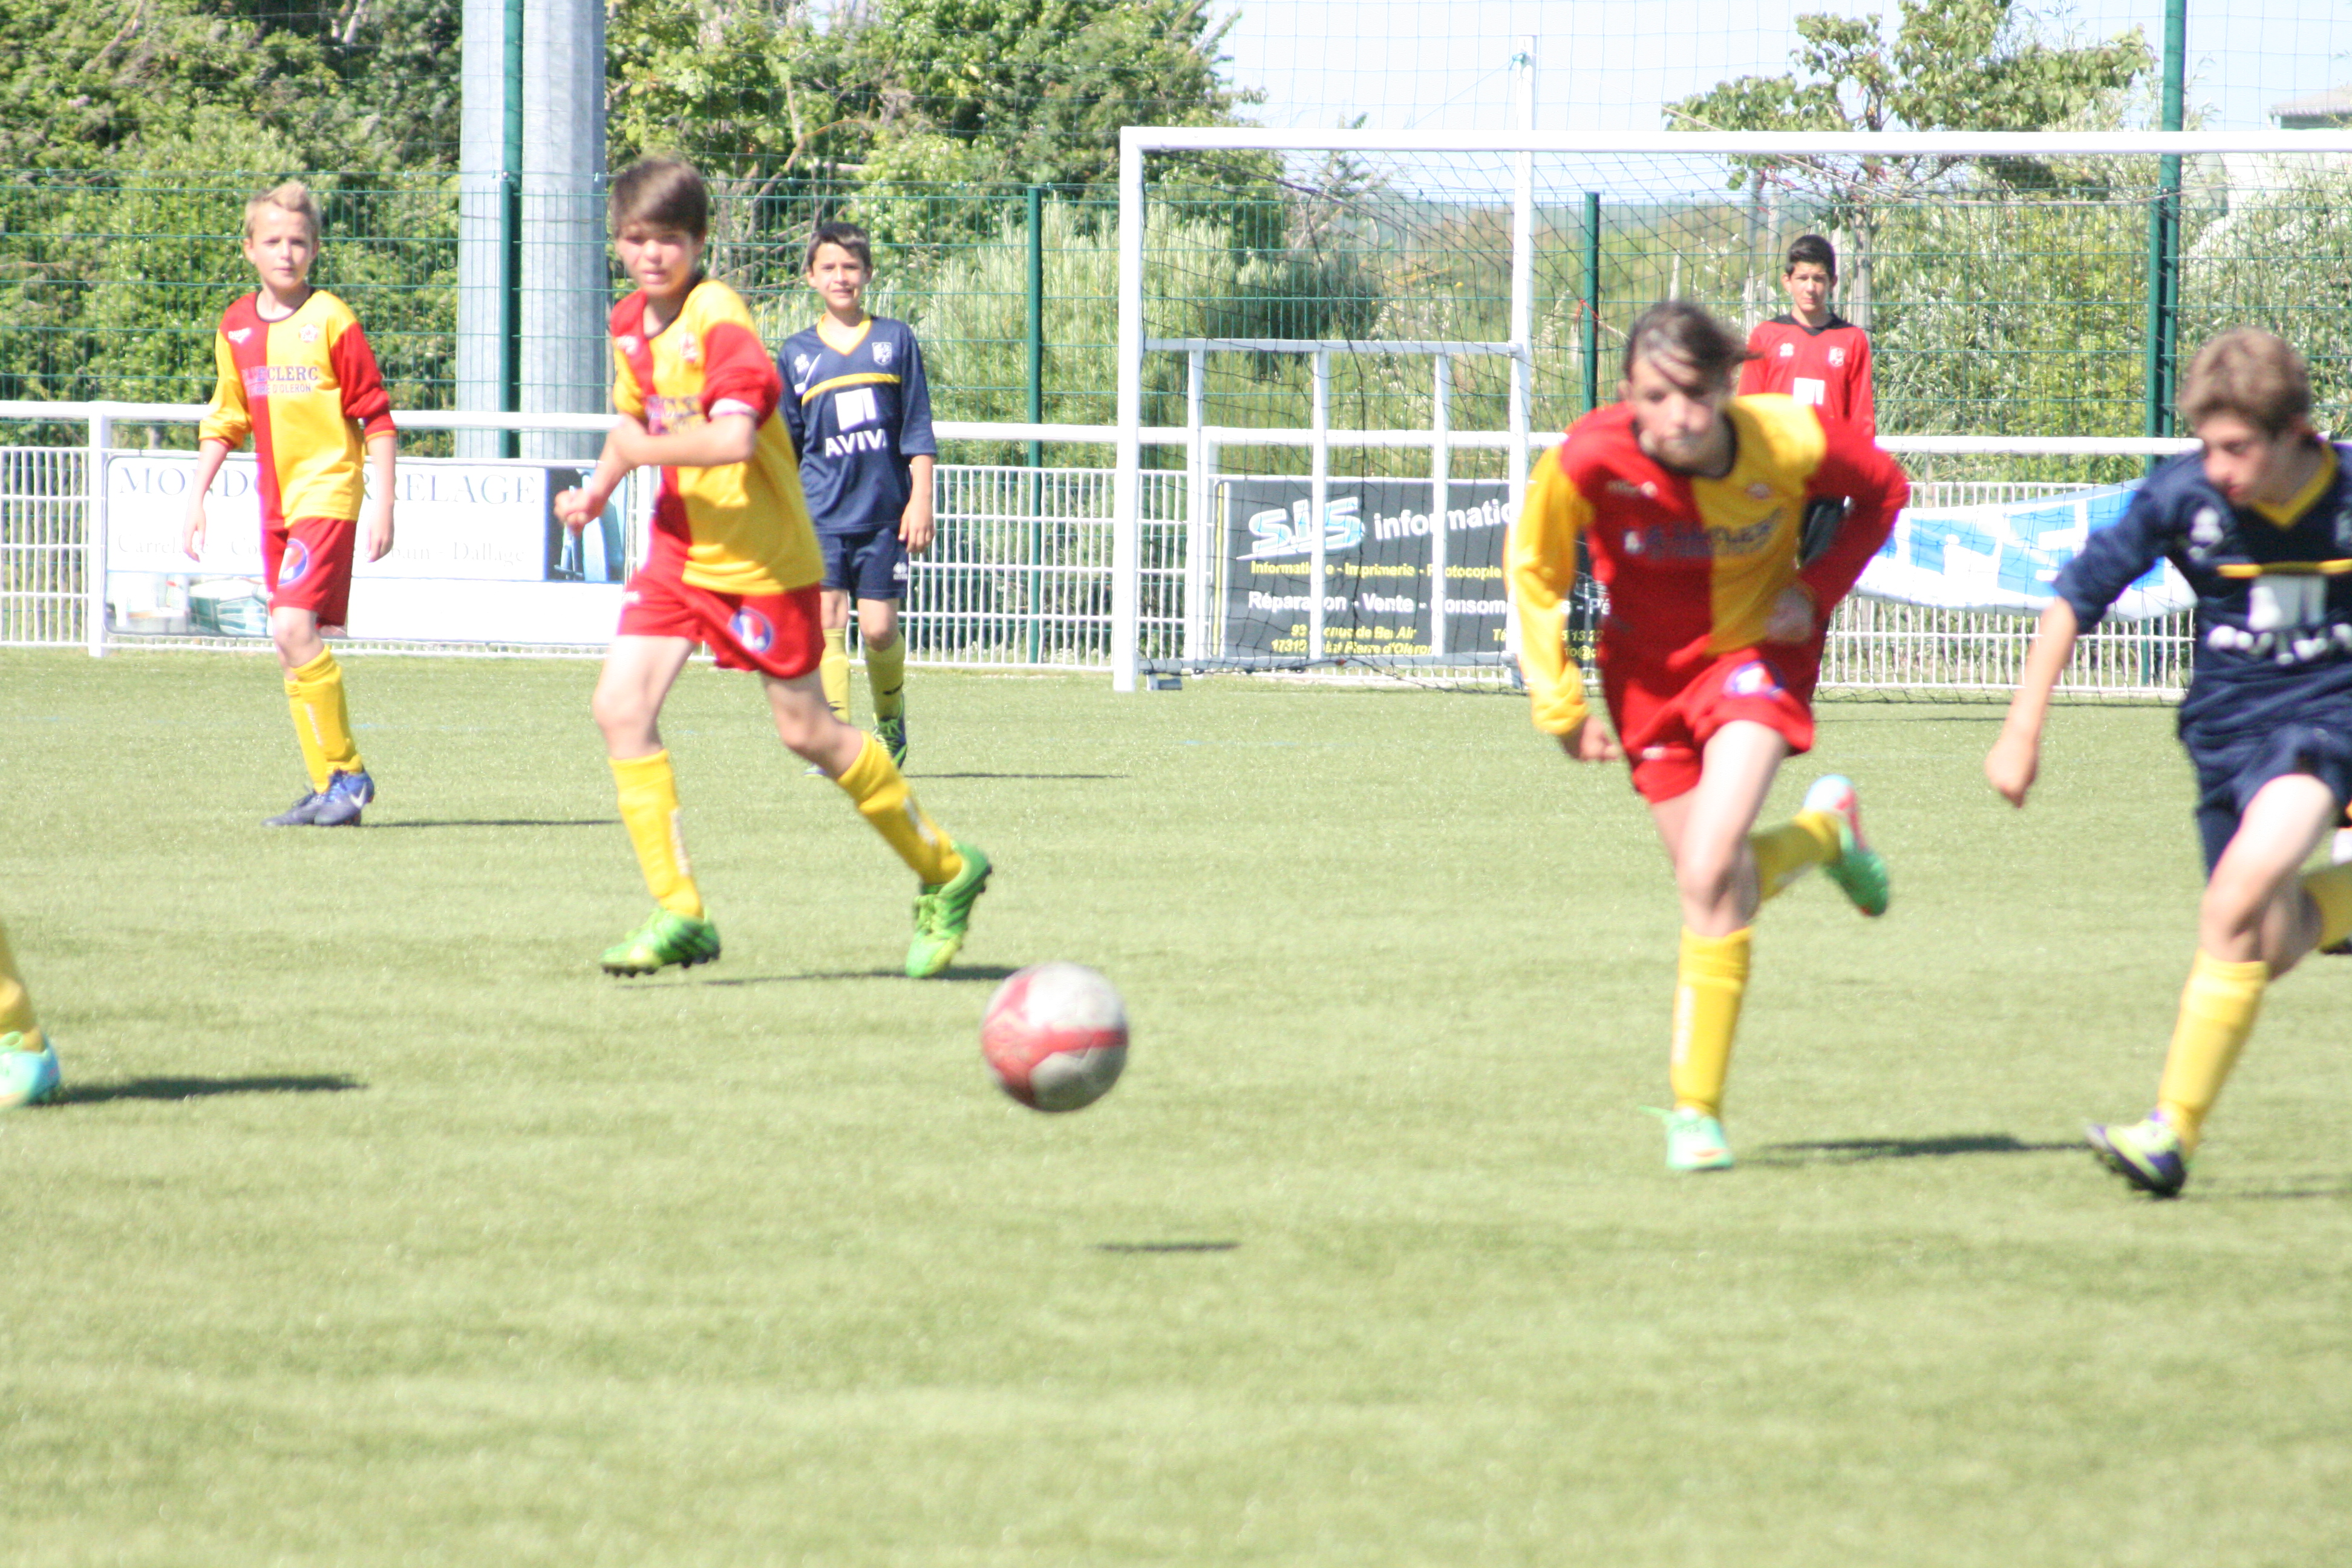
[557,158,988,979]
[1988,328,2352,1197]
[1510,300,1909,1174]
[779,221,938,767]
[183,180,396,827]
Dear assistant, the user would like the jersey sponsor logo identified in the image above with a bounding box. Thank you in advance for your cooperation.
[1792,376,1827,405]
[644,394,701,435]
[834,385,881,431]
[728,606,774,654]
[241,364,322,398]
[1748,482,1772,500]
[872,340,893,368]
[823,427,892,458]
[279,537,312,585]
[1724,659,1780,697]
[227,327,253,344]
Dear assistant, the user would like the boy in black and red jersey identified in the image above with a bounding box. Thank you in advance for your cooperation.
[555,158,988,980]
[1509,301,1909,1174]
[1739,234,1875,439]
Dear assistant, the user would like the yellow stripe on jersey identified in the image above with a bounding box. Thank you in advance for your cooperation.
[1693,396,1826,653]
[800,371,904,404]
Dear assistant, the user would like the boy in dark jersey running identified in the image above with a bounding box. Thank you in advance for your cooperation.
[1739,234,1875,439]
[1989,328,2352,1197]
[778,222,936,768]
[1511,300,1909,1173]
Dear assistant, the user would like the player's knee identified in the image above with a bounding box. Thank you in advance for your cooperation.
[590,682,653,741]
[1674,846,1742,912]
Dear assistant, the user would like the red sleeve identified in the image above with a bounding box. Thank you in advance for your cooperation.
[1795,411,1907,609]
[701,321,780,423]
[1737,326,1770,396]
[329,320,396,439]
[1845,330,1875,439]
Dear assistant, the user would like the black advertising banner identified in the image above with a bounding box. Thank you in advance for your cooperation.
[1217,477,1515,661]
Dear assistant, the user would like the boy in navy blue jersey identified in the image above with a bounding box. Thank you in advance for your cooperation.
[1988,328,2352,1197]
[779,221,936,767]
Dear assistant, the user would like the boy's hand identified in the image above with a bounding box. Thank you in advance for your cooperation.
[1762,584,1817,642]
[1984,725,2040,807]
[1556,717,1624,763]
[362,491,395,563]
[554,487,609,533]
[899,490,935,554]
[181,495,207,561]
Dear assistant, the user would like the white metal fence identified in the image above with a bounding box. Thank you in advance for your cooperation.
[0,402,2191,695]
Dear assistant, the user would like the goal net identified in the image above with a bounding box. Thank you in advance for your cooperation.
[1107,128,2352,693]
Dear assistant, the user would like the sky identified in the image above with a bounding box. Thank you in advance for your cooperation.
[1209,0,2352,137]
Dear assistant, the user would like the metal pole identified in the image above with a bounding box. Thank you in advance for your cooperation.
[1508,38,1535,540]
[1025,185,1044,665]
[1310,348,1330,662]
[1184,348,1207,662]
[1429,356,1450,661]
[503,0,523,456]
[83,408,110,657]
[1111,135,1144,691]
[521,0,606,464]
[2143,0,2186,443]
[1582,192,1601,414]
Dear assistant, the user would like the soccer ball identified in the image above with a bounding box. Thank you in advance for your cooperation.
[980,962,1128,1112]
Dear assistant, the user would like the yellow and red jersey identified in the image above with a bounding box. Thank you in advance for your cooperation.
[610,278,820,596]
[197,290,395,529]
[1508,394,1908,735]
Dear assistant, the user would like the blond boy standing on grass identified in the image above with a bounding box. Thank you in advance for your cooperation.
[183,180,396,828]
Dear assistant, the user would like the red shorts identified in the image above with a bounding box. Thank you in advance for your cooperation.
[1604,642,1821,804]
[265,516,358,628]
[618,569,823,680]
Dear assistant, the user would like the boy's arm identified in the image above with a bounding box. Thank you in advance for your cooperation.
[555,416,758,528]
[362,431,396,562]
[181,439,235,560]
[1509,445,1617,760]
[895,329,939,552]
[1848,331,1876,440]
[1985,598,2078,806]
[1794,416,1907,612]
[900,454,935,552]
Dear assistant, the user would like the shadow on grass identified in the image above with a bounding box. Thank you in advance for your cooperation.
[911,772,1128,782]
[691,963,1024,988]
[1746,1133,2079,1165]
[1095,1241,1240,1254]
[370,818,621,829]
[56,1074,365,1106]
[2199,1178,2352,1203]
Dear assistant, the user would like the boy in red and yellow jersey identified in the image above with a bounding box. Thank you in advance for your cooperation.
[183,180,396,828]
[556,158,989,979]
[1510,300,1908,1173]
[1739,234,1875,439]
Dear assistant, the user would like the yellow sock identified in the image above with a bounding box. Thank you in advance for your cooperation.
[286,649,362,788]
[2154,950,2268,1154]
[1670,926,1752,1117]
[1750,809,1841,904]
[866,635,906,721]
[610,750,703,918]
[0,921,42,1054]
[820,627,852,723]
[835,733,961,885]
[2302,863,2352,950]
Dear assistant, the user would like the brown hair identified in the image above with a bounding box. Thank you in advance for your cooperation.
[243,180,321,243]
[805,220,873,273]
[1784,233,1837,278]
[609,157,709,238]
[1622,299,1754,387]
[2178,328,2313,437]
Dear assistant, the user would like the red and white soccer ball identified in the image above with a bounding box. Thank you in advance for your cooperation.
[980,962,1128,1112]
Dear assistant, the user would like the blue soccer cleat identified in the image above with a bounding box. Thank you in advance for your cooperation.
[0,1031,60,1109]
[264,788,330,828]
[312,768,375,828]
[2086,1115,2189,1198]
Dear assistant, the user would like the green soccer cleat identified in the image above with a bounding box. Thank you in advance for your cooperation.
[1656,1106,1734,1172]
[2086,1114,2189,1198]
[875,714,908,769]
[599,908,722,977]
[1802,773,1890,917]
[906,842,990,979]
[0,1031,60,1109]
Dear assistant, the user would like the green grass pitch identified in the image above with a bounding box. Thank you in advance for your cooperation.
[4,650,2351,1566]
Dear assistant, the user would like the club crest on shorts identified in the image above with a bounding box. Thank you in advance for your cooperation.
[279,538,312,584]
[1725,659,1779,697]
[728,606,774,654]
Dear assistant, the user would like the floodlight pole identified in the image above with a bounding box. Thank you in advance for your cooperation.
[1112,134,1144,691]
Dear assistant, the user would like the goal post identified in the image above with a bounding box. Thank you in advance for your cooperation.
[1111,125,2352,691]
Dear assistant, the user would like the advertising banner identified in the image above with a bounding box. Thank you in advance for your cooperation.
[105,454,628,644]
[1856,483,2188,621]
[1218,477,1516,661]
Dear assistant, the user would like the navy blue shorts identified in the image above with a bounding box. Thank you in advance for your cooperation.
[2187,720,2352,874]
[820,524,909,602]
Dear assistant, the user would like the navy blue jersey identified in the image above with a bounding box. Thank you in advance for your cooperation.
[2056,442,2352,746]
[777,316,936,536]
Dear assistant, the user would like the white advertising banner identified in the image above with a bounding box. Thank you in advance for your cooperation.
[104,453,627,644]
[1855,483,2189,621]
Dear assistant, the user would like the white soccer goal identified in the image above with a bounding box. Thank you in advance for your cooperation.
[1108,125,2352,692]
